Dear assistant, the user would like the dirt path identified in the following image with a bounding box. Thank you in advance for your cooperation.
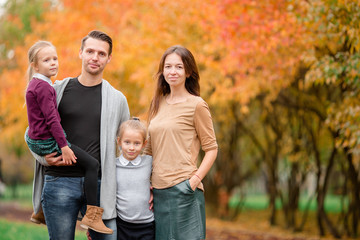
[0,202,318,240]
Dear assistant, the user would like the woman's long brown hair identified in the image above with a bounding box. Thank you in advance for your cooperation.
[147,45,200,122]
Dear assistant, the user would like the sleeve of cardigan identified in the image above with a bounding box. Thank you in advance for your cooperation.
[193,100,218,152]
[117,94,130,134]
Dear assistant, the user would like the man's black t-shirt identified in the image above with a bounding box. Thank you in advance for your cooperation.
[45,78,102,177]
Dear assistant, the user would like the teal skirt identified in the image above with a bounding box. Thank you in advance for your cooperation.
[153,180,206,240]
[25,130,70,156]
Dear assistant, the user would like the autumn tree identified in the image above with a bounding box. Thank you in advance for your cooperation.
[199,0,312,223]
[1,1,359,238]
[300,0,360,237]
[0,0,51,151]
[0,0,53,187]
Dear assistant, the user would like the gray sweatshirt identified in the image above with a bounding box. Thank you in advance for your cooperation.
[27,77,130,220]
[116,154,154,223]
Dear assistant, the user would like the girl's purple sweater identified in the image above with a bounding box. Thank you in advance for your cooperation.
[26,74,67,148]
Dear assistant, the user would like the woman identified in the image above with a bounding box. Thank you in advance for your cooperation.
[145,45,218,240]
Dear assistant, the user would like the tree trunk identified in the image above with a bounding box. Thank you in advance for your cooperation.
[318,146,341,238]
[296,193,315,232]
[316,189,325,236]
[346,152,360,238]
[268,156,278,226]
[288,163,300,228]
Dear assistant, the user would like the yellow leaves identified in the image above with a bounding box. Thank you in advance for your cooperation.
[327,98,360,153]
[240,105,250,115]
[288,151,304,164]
[0,67,28,153]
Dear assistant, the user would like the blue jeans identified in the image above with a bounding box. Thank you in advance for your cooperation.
[41,175,117,240]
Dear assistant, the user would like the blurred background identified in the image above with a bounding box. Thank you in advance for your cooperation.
[0,0,359,239]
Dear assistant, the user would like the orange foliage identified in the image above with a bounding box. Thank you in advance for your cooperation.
[206,0,310,106]
[0,0,307,154]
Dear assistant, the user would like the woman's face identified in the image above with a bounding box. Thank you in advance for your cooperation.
[163,53,188,89]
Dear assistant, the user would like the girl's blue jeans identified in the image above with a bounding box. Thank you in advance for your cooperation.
[41,175,117,240]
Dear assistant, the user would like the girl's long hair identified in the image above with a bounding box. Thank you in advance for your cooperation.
[24,41,56,106]
[147,45,200,122]
[26,41,55,83]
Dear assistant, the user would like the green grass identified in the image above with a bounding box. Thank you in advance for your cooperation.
[2,184,347,213]
[0,218,88,240]
[229,194,348,213]
[1,183,33,208]
[0,184,86,239]
[298,195,348,213]
[2,184,32,200]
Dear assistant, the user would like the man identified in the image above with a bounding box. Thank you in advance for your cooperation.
[28,30,130,240]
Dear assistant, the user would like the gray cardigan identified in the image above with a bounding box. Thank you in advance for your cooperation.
[27,78,130,220]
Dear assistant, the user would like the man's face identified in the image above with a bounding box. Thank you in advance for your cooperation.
[79,37,112,76]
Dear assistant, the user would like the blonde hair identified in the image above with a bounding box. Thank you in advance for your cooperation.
[26,41,56,83]
[117,117,147,143]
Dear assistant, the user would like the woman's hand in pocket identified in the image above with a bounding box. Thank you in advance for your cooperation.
[189,174,201,191]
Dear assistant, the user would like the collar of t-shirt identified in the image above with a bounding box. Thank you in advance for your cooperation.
[119,154,141,166]
[33,73,52,86]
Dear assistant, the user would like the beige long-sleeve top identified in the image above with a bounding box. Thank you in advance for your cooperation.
[144,95,218,190]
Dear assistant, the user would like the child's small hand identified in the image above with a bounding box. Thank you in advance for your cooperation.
[149,186,153,210]
[61,146,77,165]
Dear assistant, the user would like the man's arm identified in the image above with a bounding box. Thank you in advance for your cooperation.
[30,147,70,166]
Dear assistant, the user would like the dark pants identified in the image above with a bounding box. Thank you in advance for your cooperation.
[116,217,155,240]
[70,144,99,205]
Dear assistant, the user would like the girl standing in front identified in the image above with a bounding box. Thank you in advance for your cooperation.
[115,118,154,240]
[145,45,218,240]
[25,41,112,234]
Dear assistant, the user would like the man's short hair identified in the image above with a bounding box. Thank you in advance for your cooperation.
[81,30,113,56]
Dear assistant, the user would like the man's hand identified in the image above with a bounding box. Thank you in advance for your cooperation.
[45,152,69,166]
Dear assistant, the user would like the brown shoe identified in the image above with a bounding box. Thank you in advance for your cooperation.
[80,205,113,234]
[30,210,46,225]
